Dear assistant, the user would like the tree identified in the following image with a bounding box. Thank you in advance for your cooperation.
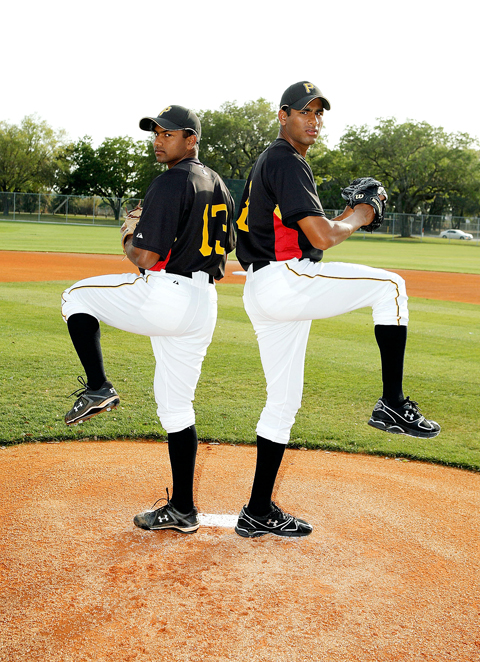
[0,115,68,214]
[198,99,278,180]
[62,136,144,219]
[336,119,480,235]
[305,139,344,211]
[131,139,164,198]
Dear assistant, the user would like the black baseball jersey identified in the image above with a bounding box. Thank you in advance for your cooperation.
[132,158,235,279]
[235,138,325,270]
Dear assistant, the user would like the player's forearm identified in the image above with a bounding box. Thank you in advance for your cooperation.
[124,237,160,270]
[332,204,375,239]
[331,205,354,222]
[298,205,374,250]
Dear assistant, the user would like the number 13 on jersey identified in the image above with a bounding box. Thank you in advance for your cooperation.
[200,203,228,256]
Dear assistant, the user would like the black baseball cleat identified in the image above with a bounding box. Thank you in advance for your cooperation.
[133,491,199,534]
[235,503,313,538]
[368,397,441,438]
[65,376,120,426]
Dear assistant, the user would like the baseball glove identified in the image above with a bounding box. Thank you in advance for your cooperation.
[341,177,387,231]
[120,204,143,250]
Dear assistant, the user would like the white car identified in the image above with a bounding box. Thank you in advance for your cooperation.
[440,228,473,240]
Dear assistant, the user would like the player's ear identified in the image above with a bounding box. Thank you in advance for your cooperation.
[187,133,198,149]
[278,108,288,126]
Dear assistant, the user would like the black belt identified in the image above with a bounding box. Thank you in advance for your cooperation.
[252,261,270,272]
[252,258,320,272]
[167,271,214,284]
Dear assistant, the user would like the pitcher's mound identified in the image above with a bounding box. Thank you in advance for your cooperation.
[1,440,479,661]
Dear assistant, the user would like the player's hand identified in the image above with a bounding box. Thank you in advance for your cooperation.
[354,203,376,225]
[340,178,387,232]
[121,204,143,251]
[356,193,386,225]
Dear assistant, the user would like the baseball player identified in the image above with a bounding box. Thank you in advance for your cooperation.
[62,105,235,534]
[233,81,440,539]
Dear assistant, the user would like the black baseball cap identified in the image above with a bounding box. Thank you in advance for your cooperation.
[139,105,201,140]
[280,81,331,111]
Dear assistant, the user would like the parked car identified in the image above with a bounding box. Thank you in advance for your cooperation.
[440,228,473,240]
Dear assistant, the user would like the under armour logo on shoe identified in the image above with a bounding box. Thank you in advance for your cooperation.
[267,519,278,527]
[157,514,169,523]
[405,412,415,420]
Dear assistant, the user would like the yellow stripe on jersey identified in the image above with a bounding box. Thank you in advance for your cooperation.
[236,182,252,233]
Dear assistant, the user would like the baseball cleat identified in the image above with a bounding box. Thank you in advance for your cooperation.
[65,376,120,426]
[235,503,313,538]
[368,397,441,438]
[134,491,199,534]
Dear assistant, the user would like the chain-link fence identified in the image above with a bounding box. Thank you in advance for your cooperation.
[322,209,480,241]
[1,190,479,242]
[0,192,142,226]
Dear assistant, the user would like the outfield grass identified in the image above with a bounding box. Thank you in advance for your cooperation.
[325,234,480,274]
[1,282,479,471]
[0,220,124,255]
[0,213,120,226]
[1,220,479,273]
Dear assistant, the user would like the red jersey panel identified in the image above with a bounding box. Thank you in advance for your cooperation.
[273,205,302,261]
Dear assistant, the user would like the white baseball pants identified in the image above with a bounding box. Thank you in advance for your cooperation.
[62,270,217,433]
[243,258,409,445]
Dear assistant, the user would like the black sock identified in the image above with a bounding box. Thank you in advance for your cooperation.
[67,313,107,391]
[374,325,407,407]
[247,436,286,516]
[168,425,198,514]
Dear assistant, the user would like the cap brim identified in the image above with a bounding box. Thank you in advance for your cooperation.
[139,116,184,132]
[290,95,331,111]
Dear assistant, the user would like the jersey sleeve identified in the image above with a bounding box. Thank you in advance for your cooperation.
[224,189,236,255]
[131,170,187,258]
[213,184,236,280]
[268,150,325,228]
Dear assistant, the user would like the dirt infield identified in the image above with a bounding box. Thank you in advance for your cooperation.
[1,251,479,661]
[1,250,480,304]
[1,442,479,662]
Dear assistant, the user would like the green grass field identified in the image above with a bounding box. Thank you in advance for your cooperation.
[0,220,125,255]
[0,212,121,226]
[1,223,479,470]
[324,234,480,274]
[1,220,479,273]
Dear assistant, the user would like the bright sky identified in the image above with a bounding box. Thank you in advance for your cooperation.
[2,0,478,150]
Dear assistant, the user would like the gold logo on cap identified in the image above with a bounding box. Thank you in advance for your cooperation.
[158,106,172,116]
[303,83,315,94]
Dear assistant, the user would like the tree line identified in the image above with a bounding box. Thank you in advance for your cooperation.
[1,102,479,221]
